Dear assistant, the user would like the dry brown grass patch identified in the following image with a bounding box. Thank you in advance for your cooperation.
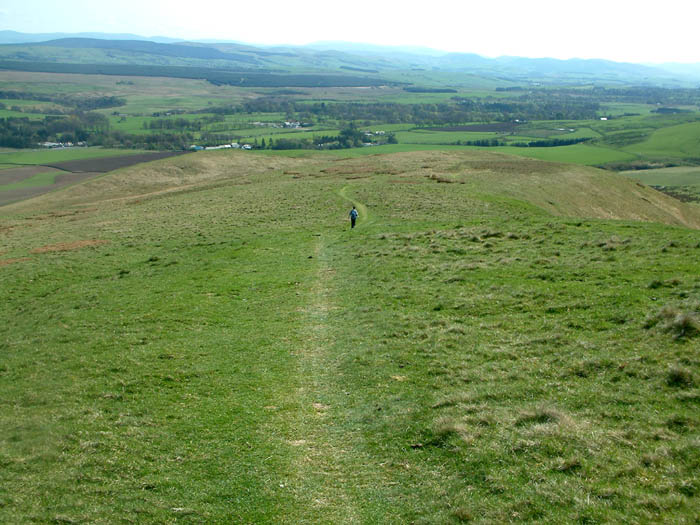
[31,240,109,253]
[0,257,31,267]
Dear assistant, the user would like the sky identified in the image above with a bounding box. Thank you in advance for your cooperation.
[1,0,699,64]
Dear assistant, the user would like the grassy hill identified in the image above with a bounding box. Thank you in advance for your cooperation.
[1,150,699,522]
[622,121,700,160]
[0,36,697,86]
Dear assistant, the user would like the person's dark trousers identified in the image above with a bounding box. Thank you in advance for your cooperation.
[351,218,356,228]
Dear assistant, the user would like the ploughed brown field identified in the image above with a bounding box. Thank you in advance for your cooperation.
[0,151,190,207]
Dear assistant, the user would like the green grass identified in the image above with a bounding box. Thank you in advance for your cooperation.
[601,103,657,116]
[622,121,700,159]
[0,171,57,191]
[1,150,699,523]
[396,130,498,144]
[621,166,700,187]
[0,147,149,166]
[0,109,47,119]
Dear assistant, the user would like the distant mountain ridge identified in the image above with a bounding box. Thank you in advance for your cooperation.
[0,30,180,44]
[34,38,259,64]
[0,30,698,85]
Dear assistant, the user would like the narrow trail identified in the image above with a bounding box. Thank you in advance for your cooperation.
[286,184,380,521]
[288,235,356,521]
[285,183,390,521]
[338,185,373,228]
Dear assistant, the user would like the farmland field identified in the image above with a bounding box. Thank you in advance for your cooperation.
[622,121,700,159]
[622,166,700,187]
[2,69,699,173]
[0,150,189,206]
[622,166,700,203]
[1,150,699,523]
[0,148,152,167]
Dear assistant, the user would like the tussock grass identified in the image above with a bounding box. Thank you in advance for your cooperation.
[515,406,569,427]
[645,305,700,339]
[667,367,695,388]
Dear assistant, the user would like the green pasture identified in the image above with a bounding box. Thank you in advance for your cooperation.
[0,171,57,191]
[520,126,601,140]
[0,99,65,113]
[107,115,155,134]
[0,73,105,96]
[588,114,693,137]
[0,109,46,119]
[601,103,657,117]
[238,128,341,144]
[0,147,149,166]
[621,166,700,187]
[396,129,498,144]
[622,121,700,159]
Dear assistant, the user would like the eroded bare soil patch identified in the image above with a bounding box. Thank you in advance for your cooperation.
[31,240,109,253]
[0,257,31,267]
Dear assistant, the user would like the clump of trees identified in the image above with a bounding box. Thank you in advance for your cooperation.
[0,113,109,147]
[260,125,397,151]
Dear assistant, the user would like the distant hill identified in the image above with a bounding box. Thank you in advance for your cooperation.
[0,32,698,86]
[0,30,180,44]
[37,38,260,64]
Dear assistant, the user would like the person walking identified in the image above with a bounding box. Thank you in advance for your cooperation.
[349,206,358,228]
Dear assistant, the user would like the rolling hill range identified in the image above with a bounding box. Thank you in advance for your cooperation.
[1,149,699,522]
[0,32,698,86]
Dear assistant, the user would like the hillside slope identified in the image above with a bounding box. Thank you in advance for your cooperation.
[4,150,699,229]
[1,150,699,523]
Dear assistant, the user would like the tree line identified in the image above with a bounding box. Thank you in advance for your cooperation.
[0,114,189,150]
[207,95,601,124]
[0,90,125,112]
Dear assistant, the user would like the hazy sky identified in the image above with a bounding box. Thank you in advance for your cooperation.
[1,0,699,64]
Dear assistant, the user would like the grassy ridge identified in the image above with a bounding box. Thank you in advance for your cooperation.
[1,151,699,522]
